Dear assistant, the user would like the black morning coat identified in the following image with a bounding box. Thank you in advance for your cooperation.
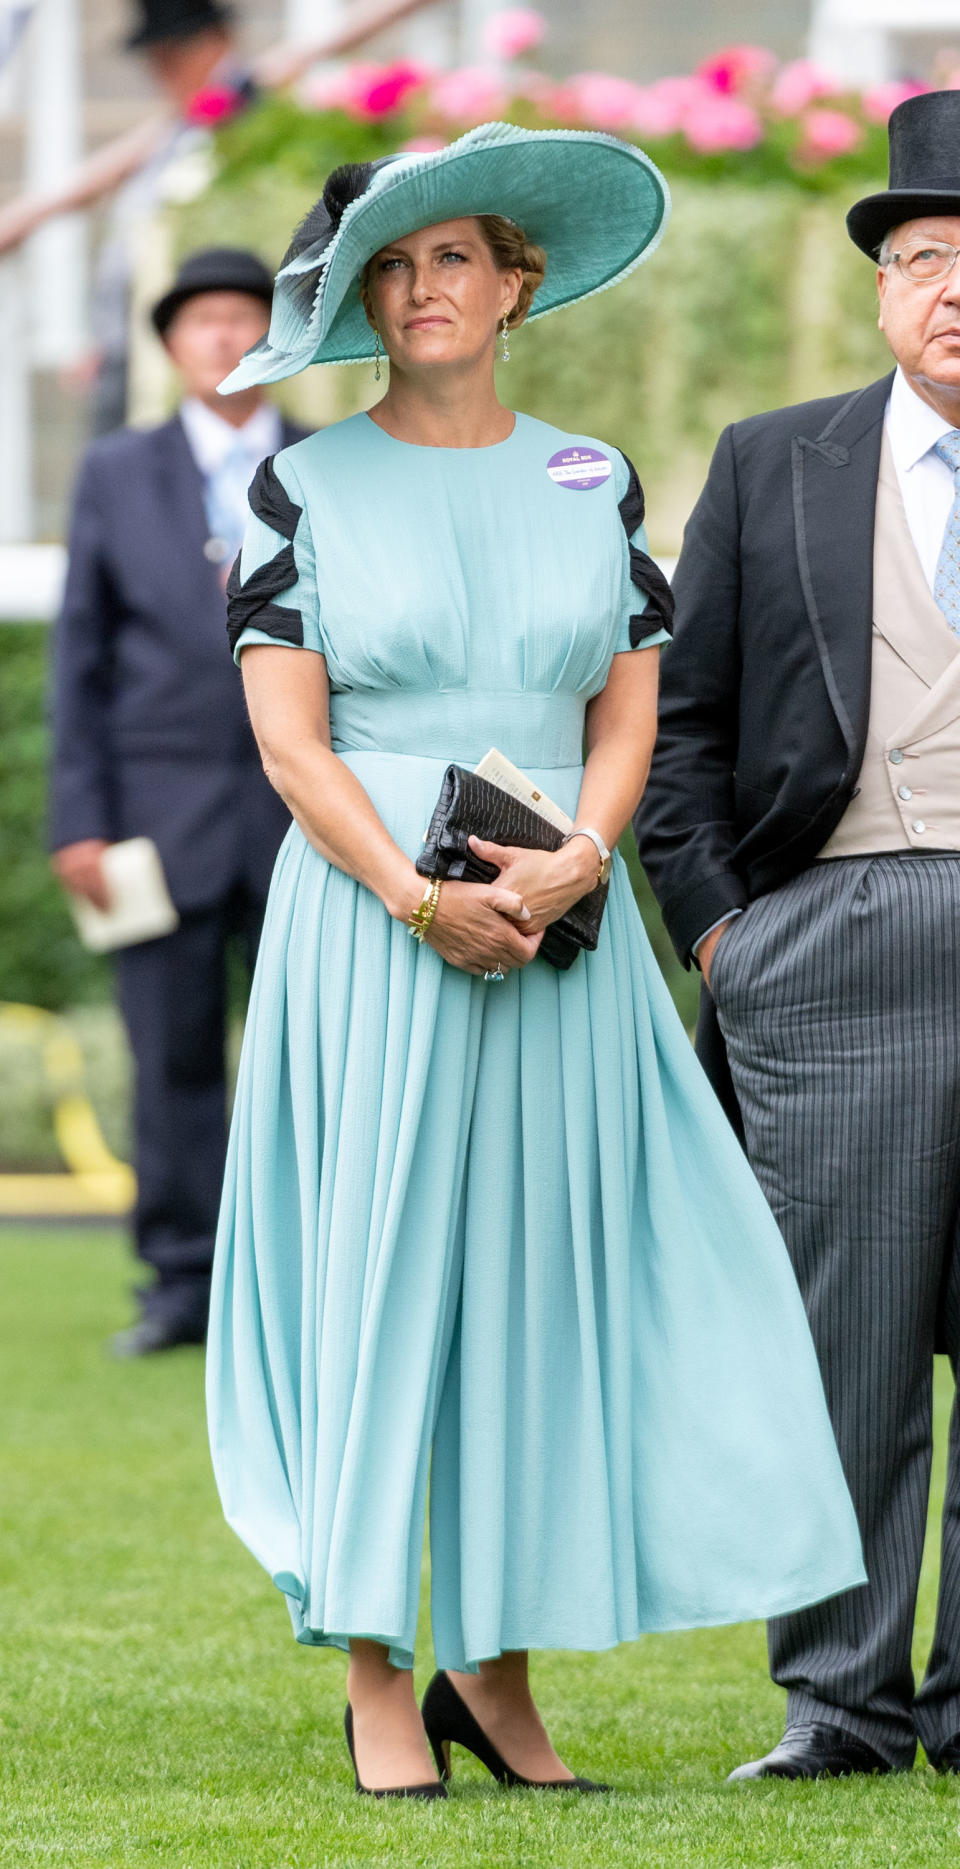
[635,372,895,1130]
[49,410,307,911]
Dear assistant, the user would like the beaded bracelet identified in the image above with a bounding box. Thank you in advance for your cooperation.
[407,877,442,942]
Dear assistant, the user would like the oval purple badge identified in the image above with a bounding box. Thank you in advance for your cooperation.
[547,446,612,491]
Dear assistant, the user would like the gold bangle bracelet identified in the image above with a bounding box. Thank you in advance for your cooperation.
[407,877,441,942]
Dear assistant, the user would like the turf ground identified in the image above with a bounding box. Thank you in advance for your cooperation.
[2,1225,959,1867]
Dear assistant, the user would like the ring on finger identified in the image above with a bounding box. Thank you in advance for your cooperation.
[484,962,506,983]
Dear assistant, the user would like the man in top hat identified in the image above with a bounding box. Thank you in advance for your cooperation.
[638,91,960,1778]
[50,247,307,1356]
[89,0,255,434]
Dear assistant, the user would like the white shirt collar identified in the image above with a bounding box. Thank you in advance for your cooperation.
[885,364,956,475]
[179,396,281,475]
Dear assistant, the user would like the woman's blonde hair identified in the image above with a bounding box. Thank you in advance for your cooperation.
[475,215,546,327]
[360,215,547,327]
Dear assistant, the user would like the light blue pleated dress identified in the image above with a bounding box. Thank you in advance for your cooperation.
[206,410,866,1670]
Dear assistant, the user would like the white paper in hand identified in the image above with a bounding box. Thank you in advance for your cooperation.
[69,838,180,953]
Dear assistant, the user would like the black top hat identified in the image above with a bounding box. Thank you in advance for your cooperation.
[151,247,274,336]
[127,0,234,50]
[847,90,960,258]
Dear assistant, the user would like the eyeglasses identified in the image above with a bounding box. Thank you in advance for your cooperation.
[888,240,960,285]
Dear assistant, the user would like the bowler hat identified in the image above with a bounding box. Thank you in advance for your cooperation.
[847,90,960,258]
[218,120,670,391]
[152,247,274,337]
[127,0,233,50]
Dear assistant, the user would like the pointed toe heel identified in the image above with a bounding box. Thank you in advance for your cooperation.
[420,1670,611,1793]
[344,1703,448,1800]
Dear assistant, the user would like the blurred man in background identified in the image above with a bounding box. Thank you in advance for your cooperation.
[91,0,257,433]
[50,247,304,1357]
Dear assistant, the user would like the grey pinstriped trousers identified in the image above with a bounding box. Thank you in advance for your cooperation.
[710,853,960,1769]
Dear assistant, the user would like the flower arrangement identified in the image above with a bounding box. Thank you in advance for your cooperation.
[209,12,952,195]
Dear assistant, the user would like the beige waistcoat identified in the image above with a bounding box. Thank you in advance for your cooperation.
[818,429,960,859]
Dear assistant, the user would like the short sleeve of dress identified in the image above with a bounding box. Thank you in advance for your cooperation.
[227,452,323,664]
[612,448,675,653]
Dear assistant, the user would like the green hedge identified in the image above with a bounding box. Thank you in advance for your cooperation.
[1,625,110,1011]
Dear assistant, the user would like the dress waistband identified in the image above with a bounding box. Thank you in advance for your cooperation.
[329,689,586,769]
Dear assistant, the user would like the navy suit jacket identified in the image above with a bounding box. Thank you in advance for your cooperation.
[50,411,307,910]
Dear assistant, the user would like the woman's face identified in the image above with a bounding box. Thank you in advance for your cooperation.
[363,217,522,374]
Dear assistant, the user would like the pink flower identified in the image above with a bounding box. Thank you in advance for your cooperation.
[683,88,764,153]
[632,76,701,137]
[482,7,546,62]
[302,68,345,109]
[861,78,927,123]
[429,65,509,123]
[565,72,647,130]
[697,43,776,95]
[801,107,864,159]
[771,59,840,116]
[338,60,428,119]
[401,134,445,152]
[185,84,242,125]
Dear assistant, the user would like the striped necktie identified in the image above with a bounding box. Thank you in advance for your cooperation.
[933,430,960,637]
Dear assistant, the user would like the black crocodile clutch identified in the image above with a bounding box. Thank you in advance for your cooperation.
[415,765,608,970]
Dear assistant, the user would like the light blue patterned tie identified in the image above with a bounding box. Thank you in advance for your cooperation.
[933,430,960,636]
[203,440,257,567]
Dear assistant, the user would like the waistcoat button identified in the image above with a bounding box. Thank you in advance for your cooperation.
[898,785,912,800]
[889,748,904,765]
[913,820,927,835]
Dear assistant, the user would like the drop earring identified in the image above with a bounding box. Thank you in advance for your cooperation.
[374,329,382,382]
[500,315,510,363]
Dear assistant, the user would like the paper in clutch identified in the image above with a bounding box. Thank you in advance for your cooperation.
[69,837,180,954]
[473,748,574,834]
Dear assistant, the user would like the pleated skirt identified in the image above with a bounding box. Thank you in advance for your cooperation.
[206,750,866,1669]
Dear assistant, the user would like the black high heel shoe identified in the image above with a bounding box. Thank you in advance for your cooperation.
[420,1670,611,1792]
[343,1703,448,1799]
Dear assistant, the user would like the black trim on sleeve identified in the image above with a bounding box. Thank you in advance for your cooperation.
[249,454,302,541]
[617,452,676,646]
[226,454,305,654]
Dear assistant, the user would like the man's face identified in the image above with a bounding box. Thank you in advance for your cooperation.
[877,215,960,394]
[162,291,270,401]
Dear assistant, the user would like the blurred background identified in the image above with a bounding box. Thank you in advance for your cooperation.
[2,0,957,1210]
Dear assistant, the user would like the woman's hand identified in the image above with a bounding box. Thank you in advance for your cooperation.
[466,837,600,937]
[426,879,543,977]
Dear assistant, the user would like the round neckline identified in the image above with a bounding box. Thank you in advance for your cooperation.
[361,410,520,453]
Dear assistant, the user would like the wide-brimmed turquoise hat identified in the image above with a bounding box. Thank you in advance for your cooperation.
[218,120,669,392]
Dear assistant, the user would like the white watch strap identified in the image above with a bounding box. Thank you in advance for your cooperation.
[563,827,610,863]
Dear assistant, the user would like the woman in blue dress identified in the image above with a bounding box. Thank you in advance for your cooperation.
[207,123,865,1798]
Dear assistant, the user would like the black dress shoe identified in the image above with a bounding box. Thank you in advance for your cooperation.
[728,1721,895,1781]
[929,1734,960,1773]
[109,1316,205,1358]
[343,1704,447,1799]
[421,1669,610,1792]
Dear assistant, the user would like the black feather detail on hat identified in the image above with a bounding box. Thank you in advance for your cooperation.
[281,160,393,269]
[280,199,334,272]
[279,157,400,321]
[324,163,379,227]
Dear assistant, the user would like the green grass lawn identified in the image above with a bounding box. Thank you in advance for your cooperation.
[2,1227,959,1868]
